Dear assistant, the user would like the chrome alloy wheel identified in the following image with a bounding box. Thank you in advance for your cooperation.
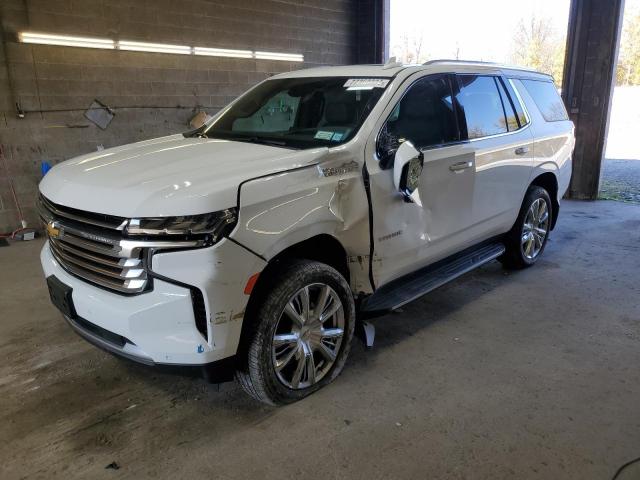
[272,283,345,390]
[521,198,550,260]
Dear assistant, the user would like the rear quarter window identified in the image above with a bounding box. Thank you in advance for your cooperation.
[521,79,568,122]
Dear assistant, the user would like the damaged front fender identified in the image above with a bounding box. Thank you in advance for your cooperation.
[231,150,372,293]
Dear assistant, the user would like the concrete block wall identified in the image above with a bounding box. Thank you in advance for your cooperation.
[0,0,365,232]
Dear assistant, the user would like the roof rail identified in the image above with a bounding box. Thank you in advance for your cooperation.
[421,59,546,76]
[422,59,502,66]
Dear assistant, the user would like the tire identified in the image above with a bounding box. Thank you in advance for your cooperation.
[500,185,552,269]
[235,259,355,405]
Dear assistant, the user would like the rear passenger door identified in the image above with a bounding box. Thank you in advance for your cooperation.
[455,74,534,239]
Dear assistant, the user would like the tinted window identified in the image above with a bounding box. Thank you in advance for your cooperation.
[379,75,459,158]
[456,75,507,139]
[203,77,386,149]
[521,79,568,122]
[503,78,529,127]
[496,79,519,131]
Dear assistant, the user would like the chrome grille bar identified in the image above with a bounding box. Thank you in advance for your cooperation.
[50,232,120,266]
[39,194,127,231]
[49,247,146,293]
[49,241,144,281]
[55,231,123,257]
[49,239,134,268]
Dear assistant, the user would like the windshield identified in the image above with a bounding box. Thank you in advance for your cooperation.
[202,76,389,149]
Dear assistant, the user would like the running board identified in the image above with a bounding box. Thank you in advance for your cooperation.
[361,242,505,313]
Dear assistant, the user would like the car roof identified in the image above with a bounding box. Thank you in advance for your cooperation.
[270,64,406,79]
[269,60,554,82]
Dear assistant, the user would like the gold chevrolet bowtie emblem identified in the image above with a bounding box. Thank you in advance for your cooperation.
[46,221,61,239]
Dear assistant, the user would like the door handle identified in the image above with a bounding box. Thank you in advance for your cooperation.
[449,161,473,172]
[515,146,530,155]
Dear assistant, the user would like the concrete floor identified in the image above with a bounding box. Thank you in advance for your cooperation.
[1,199,639,480]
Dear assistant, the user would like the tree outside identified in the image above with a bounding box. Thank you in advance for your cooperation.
[393,28,428,64]
[616,2,640,86]
[509,15,566,85]
[389,1,570,84]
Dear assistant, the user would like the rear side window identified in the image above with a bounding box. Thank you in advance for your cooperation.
[495,79,519,131]
[503,79,529,127]
[456,75,508,139]
[521,79,568,122]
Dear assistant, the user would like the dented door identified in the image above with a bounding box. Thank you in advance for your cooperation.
[364,73,479,287]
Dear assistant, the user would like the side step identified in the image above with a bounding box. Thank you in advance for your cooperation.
[361,242,505,313]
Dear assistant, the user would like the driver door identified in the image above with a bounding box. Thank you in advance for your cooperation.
[365,73,476,287]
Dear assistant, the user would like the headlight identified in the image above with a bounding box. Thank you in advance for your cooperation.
[126,208,237,241]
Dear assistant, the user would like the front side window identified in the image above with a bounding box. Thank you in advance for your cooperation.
[203,77,387,149]
[456,75,510,139]
[377,75,459,167]
[521,79,569,122]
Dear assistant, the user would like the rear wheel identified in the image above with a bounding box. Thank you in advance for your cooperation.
[501,185,552,269]
[236,260,355,405]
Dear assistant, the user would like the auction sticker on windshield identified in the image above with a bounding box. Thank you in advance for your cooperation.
[344,78,389,89]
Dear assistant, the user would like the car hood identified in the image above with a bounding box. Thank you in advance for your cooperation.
[40,134,329,217]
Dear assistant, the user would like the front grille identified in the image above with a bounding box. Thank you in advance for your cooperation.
[39,195,148,294]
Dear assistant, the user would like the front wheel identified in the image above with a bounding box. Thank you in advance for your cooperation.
[500,185,552,269]
[235,260,355,405]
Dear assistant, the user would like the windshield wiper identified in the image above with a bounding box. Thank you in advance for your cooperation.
[228,136,289,147]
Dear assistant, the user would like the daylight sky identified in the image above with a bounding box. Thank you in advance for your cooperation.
[390,0,572,63]
[391,0,640,64]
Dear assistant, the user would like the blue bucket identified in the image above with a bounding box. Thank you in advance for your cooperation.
[41,161,52,176]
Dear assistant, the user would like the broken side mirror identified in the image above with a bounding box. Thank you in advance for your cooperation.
[393,141,423,205]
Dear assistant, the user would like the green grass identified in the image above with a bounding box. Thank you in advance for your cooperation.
[598,180,640,204]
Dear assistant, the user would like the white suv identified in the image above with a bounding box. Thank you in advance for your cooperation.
[39,60,574,405]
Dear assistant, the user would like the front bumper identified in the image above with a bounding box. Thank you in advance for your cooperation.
[41,238,266,367]
[62,312,237,381]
